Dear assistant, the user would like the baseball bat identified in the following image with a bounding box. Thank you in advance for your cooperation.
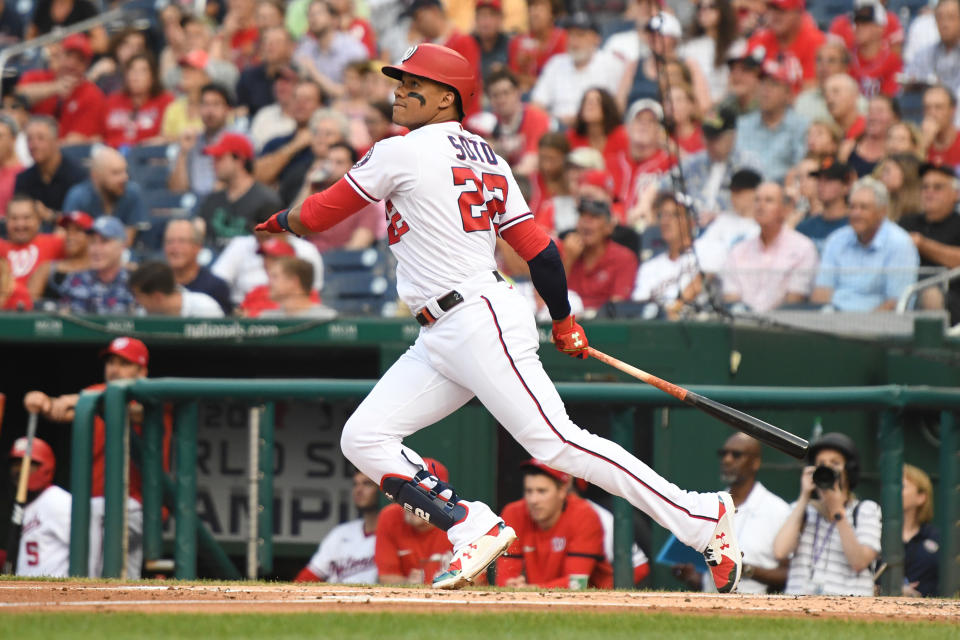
[587,347,809,459]
[3,411,39,575]
[0,393,6,435]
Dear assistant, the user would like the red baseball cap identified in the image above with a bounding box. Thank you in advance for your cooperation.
[580,169,615,193]
[476,0,503,11]
[179,49,210,70]
[203,132,254,160]
[257,238,297,257]
[421,457,449,483]
[768,0,805,10]
[100,337,149,367]
[762,56,803,91]
[520,458,571,485]
[58,210,94,231]
[62,33,93,61]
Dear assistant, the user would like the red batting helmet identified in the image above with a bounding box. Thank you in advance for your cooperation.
[10,436,55,492]
[382,44,477,110]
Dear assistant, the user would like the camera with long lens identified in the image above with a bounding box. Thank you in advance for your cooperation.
[812,465,840,490]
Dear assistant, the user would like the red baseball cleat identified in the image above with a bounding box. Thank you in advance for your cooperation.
[702,492,742,593]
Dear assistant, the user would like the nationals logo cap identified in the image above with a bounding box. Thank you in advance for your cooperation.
[100,337,149,367]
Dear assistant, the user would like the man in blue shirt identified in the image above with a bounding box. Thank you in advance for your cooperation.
[62,146,147,246]
[812,177,919,310]
[734,58,808,184]
[797,158,853,253]
[59,216,136,315]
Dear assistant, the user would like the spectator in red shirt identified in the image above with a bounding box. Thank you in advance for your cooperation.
[0,257,32,311]
[921,85,960,169]
[220,0,261,68]
[825,74,866,141]
[507,0,567,92]
[496,459,611,589]
[402,0,483,117]
[562,198,639,311]
[668,83,706,157]
[375,457,455,585]
[829,0,904,52]
[0,114,22,217]
[0,194,64,287]
[103,53,175,149]
[528,132,572,230]
[481,68,553,177]
[15,34,106,143]
[566,88,629,179]
[747,0,825,84]
[848,0,902,97]
[612,99,675,217]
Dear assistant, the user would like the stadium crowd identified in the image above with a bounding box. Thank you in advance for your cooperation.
[0,0,952,596]
[0,0,958,321]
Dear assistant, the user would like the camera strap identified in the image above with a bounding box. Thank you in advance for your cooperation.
[809,513,837,580]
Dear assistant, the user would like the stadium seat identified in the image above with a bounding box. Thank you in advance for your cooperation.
[811,0,854,30]
[61,144,94,169]
[898,88,925,125]
[142,189,198,216]
[127,144,177,189]
[322,271,396,315]
[322,247,385,272]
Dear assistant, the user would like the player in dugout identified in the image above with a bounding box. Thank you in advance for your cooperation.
[497,459,611,589]
[294,469,381,583]
[22,337,172,579]
[257,43,742,593]
[0,436,71,577]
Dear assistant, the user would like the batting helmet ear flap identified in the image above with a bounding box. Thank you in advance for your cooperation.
[807,432,860,489]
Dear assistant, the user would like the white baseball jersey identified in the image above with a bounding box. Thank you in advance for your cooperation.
[305,519,378,583]
[344,121,532,311]
[17,485,71,577]
[631,250,702,306]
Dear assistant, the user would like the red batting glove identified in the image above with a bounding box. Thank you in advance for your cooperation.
[552,315,589,359]
[255,211,286,234]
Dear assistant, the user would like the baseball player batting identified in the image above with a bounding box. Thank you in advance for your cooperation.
[257,43,742,592]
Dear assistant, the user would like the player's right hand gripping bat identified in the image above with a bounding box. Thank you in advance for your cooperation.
[588,348,809,459]
[3,411,39,575]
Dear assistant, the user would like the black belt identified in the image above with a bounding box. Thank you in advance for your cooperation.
[416,271,504,326]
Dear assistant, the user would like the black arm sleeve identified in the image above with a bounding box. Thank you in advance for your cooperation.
[527,240,572,321]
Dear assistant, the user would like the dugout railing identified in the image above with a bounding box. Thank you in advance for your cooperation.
[68,379,960,596]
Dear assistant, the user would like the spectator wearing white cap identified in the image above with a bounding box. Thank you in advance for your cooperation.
[59,216,136,314]
[531,12,624,127]
[747,0,825,85]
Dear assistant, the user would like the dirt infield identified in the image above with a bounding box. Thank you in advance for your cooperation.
[0,582,957,622]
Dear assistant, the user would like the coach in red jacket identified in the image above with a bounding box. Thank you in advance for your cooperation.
[497,459,611,589]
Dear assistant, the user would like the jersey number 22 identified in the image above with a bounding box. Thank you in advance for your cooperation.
[452,168,508,233]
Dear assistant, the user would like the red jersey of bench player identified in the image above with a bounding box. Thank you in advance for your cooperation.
[374,504,454,584]
[496,492,612,588]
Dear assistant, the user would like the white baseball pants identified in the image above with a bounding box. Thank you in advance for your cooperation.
[340,273,721,553]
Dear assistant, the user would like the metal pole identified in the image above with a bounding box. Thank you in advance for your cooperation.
[610,407,636,589]
[174,401,199,579]
[121,412,130,578]
[141,404,164,569]
[258,402,276,576]
[68,391,99,576]
[102,382,130,578]
[247,406,260,580]
[939,410,959,597]
[878,410,904,596]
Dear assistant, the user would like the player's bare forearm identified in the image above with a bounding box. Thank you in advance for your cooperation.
[285,202,312,236]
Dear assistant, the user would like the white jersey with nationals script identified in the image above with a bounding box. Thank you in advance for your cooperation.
[305,519,378,584]
[345,121,532,311]
[17,485,71,577]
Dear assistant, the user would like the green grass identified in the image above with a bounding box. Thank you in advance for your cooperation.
[0,611,956,640]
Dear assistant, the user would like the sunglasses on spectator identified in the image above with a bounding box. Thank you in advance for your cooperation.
[717,449,748,459]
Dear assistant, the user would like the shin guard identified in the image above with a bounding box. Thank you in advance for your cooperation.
[381,469,468,531]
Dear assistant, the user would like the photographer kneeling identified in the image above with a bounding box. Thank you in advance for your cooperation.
[773,433,882,595]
